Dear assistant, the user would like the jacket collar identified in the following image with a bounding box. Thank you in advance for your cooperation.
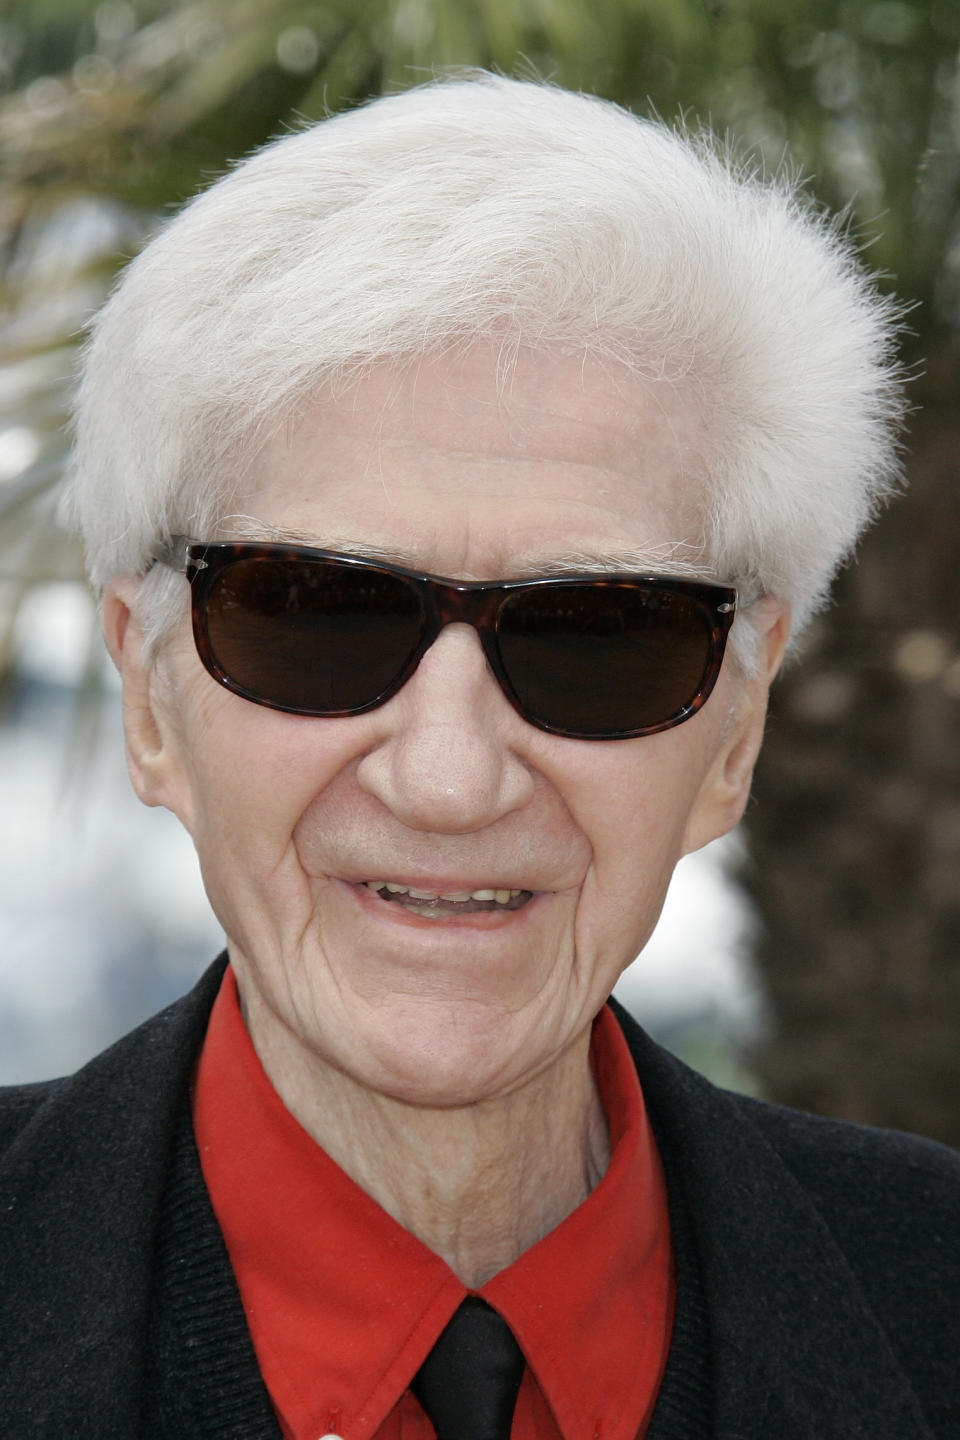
[0,962,933,1440]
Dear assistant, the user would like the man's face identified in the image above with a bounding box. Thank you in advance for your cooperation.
[111,348,775,1107]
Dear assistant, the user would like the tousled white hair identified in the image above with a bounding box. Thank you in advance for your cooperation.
[68,72,906,666]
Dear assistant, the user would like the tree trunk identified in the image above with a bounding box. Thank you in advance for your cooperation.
[745,341,960,1148]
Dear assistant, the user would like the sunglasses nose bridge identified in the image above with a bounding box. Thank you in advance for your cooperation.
[421,577,510,697]
[426,576,504,639]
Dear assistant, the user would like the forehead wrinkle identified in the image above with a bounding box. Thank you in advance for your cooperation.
[295,359,690,478]
[213,515,710,580]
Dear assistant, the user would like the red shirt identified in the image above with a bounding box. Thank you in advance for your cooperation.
[193,967,674,1440]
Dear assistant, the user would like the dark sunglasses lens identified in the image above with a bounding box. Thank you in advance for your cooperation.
[204,558,423,713]
[497,583,714,736]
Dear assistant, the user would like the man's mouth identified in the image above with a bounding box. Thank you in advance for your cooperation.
[362,881,533,918]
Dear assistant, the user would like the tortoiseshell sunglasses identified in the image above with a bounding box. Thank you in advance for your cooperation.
[154,537,738,741]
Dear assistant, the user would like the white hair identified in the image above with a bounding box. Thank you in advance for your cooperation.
[67,71,906,666]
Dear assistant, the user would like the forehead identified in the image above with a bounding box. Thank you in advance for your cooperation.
[234,348,708,579]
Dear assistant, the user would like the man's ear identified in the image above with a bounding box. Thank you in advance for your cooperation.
[680,598,791,856]
[102,578,190,820]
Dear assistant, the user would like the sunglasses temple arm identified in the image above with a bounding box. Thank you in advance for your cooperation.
[151,535,204,575]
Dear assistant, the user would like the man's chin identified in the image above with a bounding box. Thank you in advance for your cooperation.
[328,997,551,1111]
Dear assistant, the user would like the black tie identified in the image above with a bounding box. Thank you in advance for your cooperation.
[412,1296,525,1440]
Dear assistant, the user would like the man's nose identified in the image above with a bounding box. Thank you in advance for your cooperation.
[355,625,536,834]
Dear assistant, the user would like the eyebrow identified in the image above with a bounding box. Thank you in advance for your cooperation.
[504,548,707,579]
[217,516,712,580]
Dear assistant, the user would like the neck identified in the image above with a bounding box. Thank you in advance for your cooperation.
[245,1006,610,1288]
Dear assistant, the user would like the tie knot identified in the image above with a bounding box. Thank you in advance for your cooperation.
[412,1297,525,1440]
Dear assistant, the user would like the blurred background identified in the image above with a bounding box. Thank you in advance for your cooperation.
[0,0,957,1145]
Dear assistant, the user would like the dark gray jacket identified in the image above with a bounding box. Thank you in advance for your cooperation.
[1,957,957,1438]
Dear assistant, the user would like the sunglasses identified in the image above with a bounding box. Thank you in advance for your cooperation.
[154,537,738,741]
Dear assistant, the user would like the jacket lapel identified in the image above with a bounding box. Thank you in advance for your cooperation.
[611,1000,935,1440]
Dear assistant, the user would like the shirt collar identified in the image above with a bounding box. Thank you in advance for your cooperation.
[193,967,673,1440]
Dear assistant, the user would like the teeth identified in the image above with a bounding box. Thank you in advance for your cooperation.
[363,881,526,904]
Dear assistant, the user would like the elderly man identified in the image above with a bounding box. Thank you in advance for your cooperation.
[1,74,957,1440]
